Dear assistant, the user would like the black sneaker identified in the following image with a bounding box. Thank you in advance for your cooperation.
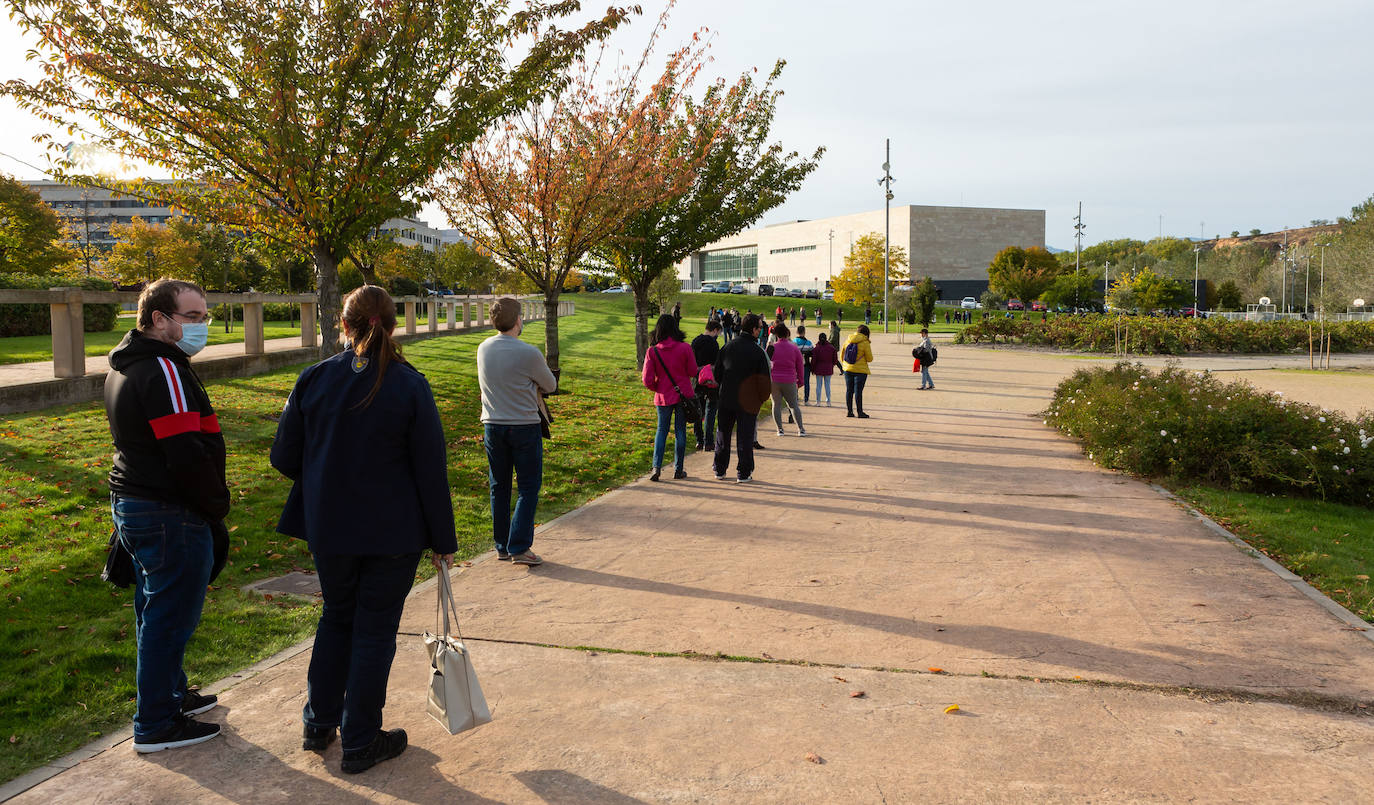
[649,468,661,482]
[673,469,688,480]
[496,551,511,561]
[753,441,766,450]
[846,411,855,418]
[133,716,221,754]
[341,728,407,774]
[180,689,218,716]
[303,724,337,752]
[857,412,870,419]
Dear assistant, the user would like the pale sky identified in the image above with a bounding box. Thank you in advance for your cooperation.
[3,0,1371,248]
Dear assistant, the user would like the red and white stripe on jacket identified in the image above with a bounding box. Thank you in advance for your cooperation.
[148,357,220,438]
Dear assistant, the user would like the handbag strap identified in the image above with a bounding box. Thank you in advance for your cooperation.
[650,344,688,399]
[434,561,465,641]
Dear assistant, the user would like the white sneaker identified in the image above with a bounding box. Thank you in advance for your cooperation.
[798,430,808,437]
[776,428,784,437]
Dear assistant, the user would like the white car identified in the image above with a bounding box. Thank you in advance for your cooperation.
[822,289,834,300]
[960,297,977,309]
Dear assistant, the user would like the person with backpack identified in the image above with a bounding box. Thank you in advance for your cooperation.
[913,327,936,390]
[810,332,838,406]
[840,324,874,418]
[712,313,772,483]
[691,319,722,450]
[793,325,814,405]
[768,322,807,437]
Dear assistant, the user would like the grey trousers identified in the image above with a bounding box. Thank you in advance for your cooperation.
[771,382,804,431]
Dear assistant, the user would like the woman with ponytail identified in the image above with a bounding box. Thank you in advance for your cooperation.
[270,285,457,774]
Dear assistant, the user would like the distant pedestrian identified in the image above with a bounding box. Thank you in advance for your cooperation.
[478,297,558,566]
[810,333,838,406]
[837,308,844,328]
[670,300,682,325]
[769,322,807,437]
[106,278,228,754]
[815,307,822,326]
[272,284,457,773]
[642,314,698,481]
[864,302,872,325]
[913,327,935,390]
[691,319,723,451]
[712,313,772,483]
[793,325,814,405]
[722,309,735,342]
[840,324,874,418]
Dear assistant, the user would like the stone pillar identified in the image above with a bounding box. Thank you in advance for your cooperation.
[427,300,439,333]
[405,299,418,334]
[446,302,456,330]
[48,287,86,378]
[462,301,472,328]
[243,299,265,355]
[300,301,318,348]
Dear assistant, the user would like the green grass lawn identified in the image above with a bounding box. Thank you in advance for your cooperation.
[0,294,657,782]
[1173,485,1373,623]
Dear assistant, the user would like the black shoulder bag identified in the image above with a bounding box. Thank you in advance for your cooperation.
[651,345,703,425]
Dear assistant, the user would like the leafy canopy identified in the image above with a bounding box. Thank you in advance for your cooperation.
[2,0,632,355]
[832,232,907,306]
[0,174,75,275]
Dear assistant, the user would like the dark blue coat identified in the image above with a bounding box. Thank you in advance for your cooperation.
[270,350,458,557]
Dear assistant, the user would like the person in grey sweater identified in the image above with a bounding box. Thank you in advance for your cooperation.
[477,298,557,565]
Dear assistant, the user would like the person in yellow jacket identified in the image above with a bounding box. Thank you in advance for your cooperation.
[840,324,874,418]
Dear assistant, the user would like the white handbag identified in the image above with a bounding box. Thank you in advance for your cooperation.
[423,563,492,734]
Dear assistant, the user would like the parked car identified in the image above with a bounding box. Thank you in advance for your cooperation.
[789,288,805,298]
[757,284,774,296]
[604,287,625,294]
[1030,300,1047,312]
[1007,299,1025,311]
[822,289,834,300]
[805,289,820,299]
[698,283,716,293]
[730,285,746,294]
[773,287,789,297]
[960,297,977,309]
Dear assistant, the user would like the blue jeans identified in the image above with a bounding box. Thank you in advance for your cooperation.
[845,371,868,414]
[110,493,214,739]
[814,373,832,404]
[713,407,757,479]
[485,423,543,555]
[654,403,687,471]
[304,551,421,751]
[921,364,934,388]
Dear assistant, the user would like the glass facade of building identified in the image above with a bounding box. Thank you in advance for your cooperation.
[701,246,758,283]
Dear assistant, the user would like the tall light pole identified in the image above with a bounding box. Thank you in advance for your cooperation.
[1073,203,1085,310]
[1318,243,1331,321]
[1193,244,1201,313]
[1303,255,1311,315]
[878,139,895,333]
[827,229,834,285]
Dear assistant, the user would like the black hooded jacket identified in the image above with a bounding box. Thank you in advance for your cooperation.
[104,329,230,521]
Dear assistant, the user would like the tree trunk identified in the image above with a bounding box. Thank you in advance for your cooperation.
[632,284,652,369]
[542,290,562,379]
[359,261,381,287]
[313,242,344,358]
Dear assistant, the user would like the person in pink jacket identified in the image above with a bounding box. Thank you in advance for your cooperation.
[641,314,699,481]
[767,322,807,437]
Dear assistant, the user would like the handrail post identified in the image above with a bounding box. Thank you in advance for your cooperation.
[243,295,265,355]
[49,287,86,378]
[300,300,318,348]
[462,301,472,329]
[405,298,418,334]
[427,298,439,333]
[446,301,456,330]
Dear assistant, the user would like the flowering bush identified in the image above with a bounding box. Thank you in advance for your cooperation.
[956,314,1374,355]
[1046,362,1374,507]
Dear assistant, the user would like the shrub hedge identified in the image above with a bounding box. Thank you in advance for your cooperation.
[209,302,299,323]
[0,274,122,337]
[956,314,1374,355]
[1046,362,1374,508]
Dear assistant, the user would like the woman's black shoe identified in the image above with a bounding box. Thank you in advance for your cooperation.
[341,728,407,774]
[302,724,337,752]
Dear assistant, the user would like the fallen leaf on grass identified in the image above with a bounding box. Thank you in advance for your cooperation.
[849,691,865,698]
[944,705,960,714]
[928,667,944,674]
[804,752,824,764]
[831,675,848,683]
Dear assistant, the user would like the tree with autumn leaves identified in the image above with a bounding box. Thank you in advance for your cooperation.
[599,60,823,367]
[1,0,633,357]
[832,233,908,306]
[435,17,731,377]
[987,245,1063,304]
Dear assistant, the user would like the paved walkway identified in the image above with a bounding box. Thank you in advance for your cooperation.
[11,338,1374,803]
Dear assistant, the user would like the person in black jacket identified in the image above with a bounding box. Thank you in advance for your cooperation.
[711,313,772,483]
[105,278,228,753]
[271,285,458,774]
[690,319,722,450]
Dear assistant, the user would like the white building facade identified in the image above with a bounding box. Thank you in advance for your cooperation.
[678,204,1045,301]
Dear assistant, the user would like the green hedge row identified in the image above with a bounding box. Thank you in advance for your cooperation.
[956,314,1374,355]
[1047,362,1373,507]
[0,274,122,338]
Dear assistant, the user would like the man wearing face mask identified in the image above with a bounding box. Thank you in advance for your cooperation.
[105,278,231,753]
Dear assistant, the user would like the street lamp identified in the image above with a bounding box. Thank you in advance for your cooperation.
[1318,243,1331,321]
[1193,244,1201,313]
[878,139,894,333]
[827,229,834,284]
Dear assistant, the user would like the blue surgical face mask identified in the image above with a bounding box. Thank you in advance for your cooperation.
[175,322,209,356]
